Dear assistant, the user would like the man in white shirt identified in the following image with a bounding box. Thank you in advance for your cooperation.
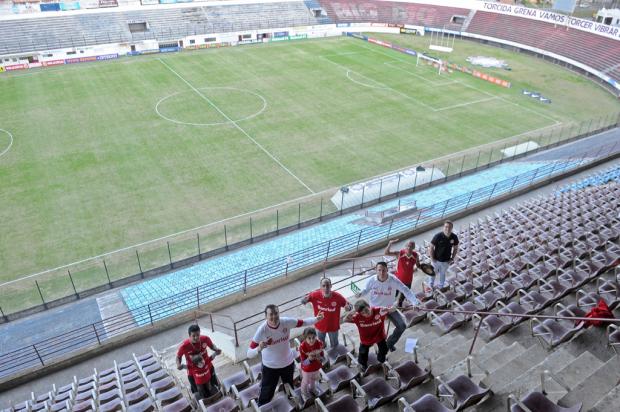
[247,304,323,405]
[356,261,420,352]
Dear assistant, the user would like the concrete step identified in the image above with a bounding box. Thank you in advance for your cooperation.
[504,347,575,402]
[476,335,516,364]
[589,383,620,412]
[558,356,620,410]
[555,351,604,391]
[481,341,528,373]
[432,343,471,374]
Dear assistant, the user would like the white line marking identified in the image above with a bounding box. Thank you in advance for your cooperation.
[434,97,498,111]
[454,80,561,125]
[155,86,267,127]
[157,58,314,194]
[384,61,456,86]
[319,55,437,111]
[345,70,390,90]
[0,129,14,158]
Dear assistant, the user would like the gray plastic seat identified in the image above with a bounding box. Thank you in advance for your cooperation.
[323,364,360,393]
[438,375,492,410]
[391,360,431,391]
[532,319,584,348]
[203,396,239,412]
[510,391,582,412]
[315,395,363,412]
[162,398,191,412]
[399,394,456,411]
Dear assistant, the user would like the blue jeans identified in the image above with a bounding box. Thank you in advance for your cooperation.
[317,330,340,347]
[430,260,450,287]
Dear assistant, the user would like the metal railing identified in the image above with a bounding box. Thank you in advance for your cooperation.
[0,136,618,381]
[2,114,618,320]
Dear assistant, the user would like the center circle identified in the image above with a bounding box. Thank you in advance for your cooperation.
[155,87,267,127]
[0,129,14,158]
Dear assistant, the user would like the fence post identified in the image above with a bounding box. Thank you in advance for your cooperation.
[487,183,498,202]
[243,270,248,294]
[360,185,365,209]
[148,304,153,325]
[356,230,363,252]
[378,178,383,202]
[319,198,323,221]
[249,217,253,242]
[499,144,507,163]
[276,210,279,233]
[167,242,173,268]
[340,191,344,215]
[136,250,143,278]
[429,164,435,185]
[93,324,101,345]
[387,219,394,238]
[529,168,539,185]
[458,155,466,177]
[67,270,78,297]
[487,149,493,167]
[396,173,402,194]
[411,170,417,192]
[509,176,519,193]
[325,240,332,260]
[32,344,44,366]
[444,159,451,181]
[298,203,301,228]
[224,225,229,250]
[465,191,475,209]
[35,280,46,308]
[210,314,214,333]
[197,233,201,258]
[196,287,200,307]
[474,150,481,171]
[103,259,111,286]
[440,199,450,218]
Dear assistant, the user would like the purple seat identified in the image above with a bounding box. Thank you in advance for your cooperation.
[391,360,431,391]
[233,382,261,408]
[315,395,363,412]
[161,398,191,412]
[438,375,492,410]
[221,369,250,394]
[150,377,175,394]
[127,398,155,412]
[398,394,456,411]
[204,396,239,412]
[325,343,352,365]
[99,398,124,412]
[126,387,149,405]
[532,319,584,349]
[493,281,519,300]
[432,312,465,335]
[356,377,398,409]
[474,290,502,311]
[251,393,295,412]
[480,315,511,340]
[607,324,620,355]
[322,364,360,393]
[156,387,182,406]
[510,391,582,412]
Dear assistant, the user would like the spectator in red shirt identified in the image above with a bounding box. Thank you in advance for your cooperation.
[190,352,219,399]
[301,277,352,347]
[176,324,222,397]
[299,327,325,399]
[343,299,395,371]
[385,239,422,307]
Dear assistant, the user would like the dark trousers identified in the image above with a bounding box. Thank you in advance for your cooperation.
[396,281,413,307]
[386,310,407,350]
[358,339,388,370]
[258,361,295,406]
[188,366,218,394]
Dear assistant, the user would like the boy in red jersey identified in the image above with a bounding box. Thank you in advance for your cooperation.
[301,277,352,347]
[191,353,218,399]
[385,239,422,307]
[298,327,325,399]
[344,299,395,370]
[176,324,222,396]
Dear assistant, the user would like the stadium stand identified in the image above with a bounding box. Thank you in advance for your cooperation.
[0,2,324,54]
[465,11,620,83]
[2,351,194,412]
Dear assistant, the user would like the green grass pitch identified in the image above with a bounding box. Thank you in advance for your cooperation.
[0,33,618,312]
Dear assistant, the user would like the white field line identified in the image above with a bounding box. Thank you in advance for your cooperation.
[319,55,437,111]
[157,58,314,194]
[434,97,498,111]
[383,61,457,86]
[455,79,561,125]
[323,56,499,113]
[0,129,14,158]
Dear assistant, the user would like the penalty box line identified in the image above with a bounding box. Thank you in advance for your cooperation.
[157,58,315,194]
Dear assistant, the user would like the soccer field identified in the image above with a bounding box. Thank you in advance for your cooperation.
[0,34,618,300]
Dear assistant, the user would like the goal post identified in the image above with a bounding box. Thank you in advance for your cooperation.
[416,53,447,75]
